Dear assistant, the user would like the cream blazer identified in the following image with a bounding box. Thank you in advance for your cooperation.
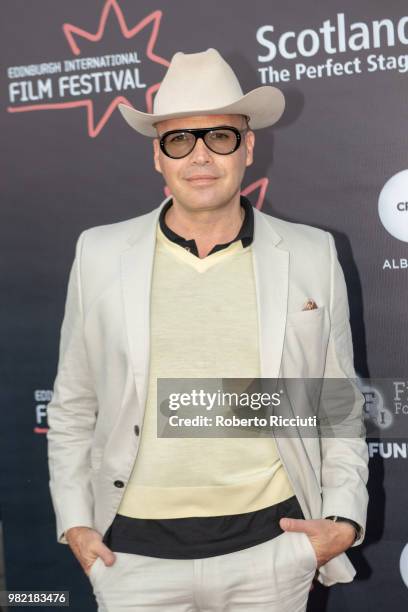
[47,196,369,587]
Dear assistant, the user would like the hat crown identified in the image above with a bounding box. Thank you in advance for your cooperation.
[153,48,244,116]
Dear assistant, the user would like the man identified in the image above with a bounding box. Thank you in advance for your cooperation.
[47,48,369,611]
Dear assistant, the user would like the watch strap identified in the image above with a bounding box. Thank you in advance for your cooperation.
[325,515,362,541]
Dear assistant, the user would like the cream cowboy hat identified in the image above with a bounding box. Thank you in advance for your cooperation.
[118,48,285,137]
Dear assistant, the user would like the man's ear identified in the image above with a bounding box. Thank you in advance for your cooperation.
[153,138,162,174]
[245,130,255,167]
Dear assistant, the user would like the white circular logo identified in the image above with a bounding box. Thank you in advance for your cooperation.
[378,170,408,242]
[400,542,408,588]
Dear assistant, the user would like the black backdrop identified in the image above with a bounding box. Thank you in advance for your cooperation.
[1,1,408,610]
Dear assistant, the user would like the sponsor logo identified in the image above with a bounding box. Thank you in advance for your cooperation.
[256,12,408,83]
[379,169,408,245]
[400,543,408,588]
[368,442,408,459]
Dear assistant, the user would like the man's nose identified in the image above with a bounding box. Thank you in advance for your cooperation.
[189,136,212,163]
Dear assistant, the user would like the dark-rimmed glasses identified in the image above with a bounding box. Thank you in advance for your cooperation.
[158,125,249,159]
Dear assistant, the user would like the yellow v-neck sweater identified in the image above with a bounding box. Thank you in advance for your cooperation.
[117,223,294,519]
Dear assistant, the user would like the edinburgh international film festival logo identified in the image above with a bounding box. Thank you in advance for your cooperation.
[6,0,171,137]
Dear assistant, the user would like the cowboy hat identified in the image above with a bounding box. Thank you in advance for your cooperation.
[118,48,285,137]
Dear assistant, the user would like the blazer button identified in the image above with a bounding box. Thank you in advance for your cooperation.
[114,480,124,488]
[134,425,140,436]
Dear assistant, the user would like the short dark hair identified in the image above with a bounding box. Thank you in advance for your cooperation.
[242,115,250,129]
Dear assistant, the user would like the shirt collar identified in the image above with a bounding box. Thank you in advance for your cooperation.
[158,195,254,257]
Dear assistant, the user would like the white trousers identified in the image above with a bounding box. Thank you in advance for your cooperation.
[89,530,317,611]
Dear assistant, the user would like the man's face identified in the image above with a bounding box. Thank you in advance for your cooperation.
[152,114,255,213]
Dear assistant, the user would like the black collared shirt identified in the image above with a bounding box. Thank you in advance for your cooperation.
[158,194,254,257]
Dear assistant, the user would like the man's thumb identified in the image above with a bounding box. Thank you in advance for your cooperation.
[98,544,116,567]
[280,517,307,532]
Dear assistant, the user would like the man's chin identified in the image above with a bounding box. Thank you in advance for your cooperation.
[175,186,222,204]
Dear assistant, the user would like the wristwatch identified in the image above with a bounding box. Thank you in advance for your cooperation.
[325,516,362,542]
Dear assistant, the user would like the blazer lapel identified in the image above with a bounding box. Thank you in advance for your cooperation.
[252,207,289,380]
[253,209,321,517]
[120,196,171,414]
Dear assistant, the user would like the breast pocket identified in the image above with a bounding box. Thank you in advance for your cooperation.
[286,305,326,328]
[282,306,329,377]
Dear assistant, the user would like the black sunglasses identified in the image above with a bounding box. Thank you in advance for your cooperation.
[158,125,249,159]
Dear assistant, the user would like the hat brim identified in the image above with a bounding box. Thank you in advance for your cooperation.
[118,86,285,137]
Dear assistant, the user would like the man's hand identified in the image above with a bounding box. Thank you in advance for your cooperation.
[279,517,356,570]
[65,526,116,577]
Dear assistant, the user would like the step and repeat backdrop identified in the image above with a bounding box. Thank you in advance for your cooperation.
[1,1,408,610]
